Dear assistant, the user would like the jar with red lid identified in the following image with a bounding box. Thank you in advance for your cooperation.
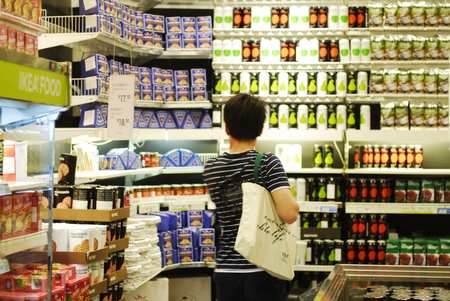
[369,179,379,202]
[380,145,390,168]
[390,145,398,168]
[193,184,204,195]
[345,239,356,263]
[183,184,194,195]
[357,239,367,264]
[367,240,377,264]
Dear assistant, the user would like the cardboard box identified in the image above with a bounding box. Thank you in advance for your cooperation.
[81,54,109,77]
[79,103,108,128]
[169,276,211,301]
[166,17,182,33]
[41,208,130,223]
[3,141,27,182]
[182,17,196,33]
[0,195,14,240]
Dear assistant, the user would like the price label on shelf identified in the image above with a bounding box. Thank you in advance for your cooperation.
[107,75,134,140]
[437,208,450,215]
[319,205,338,213]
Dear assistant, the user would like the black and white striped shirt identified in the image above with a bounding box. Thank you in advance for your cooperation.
[203,150,290,273]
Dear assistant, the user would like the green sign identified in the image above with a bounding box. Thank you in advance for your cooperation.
[0,60,69,107]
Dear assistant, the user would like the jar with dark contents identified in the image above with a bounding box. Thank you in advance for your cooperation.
[357,239,367,264]
[367,240,377,264]
[360,178,369,202]
[369,179,379,202]
[377,240,386,264]
[313,239,323,265]
[347,178,358,202]
[380,179,391,202]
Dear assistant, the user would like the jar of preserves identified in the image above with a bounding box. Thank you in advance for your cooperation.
[414,145,424,168]
[390,145,398,168]
[162,185,172,196]
[183,184,194,195]
[173,185,183,196]
[194,184,204,195]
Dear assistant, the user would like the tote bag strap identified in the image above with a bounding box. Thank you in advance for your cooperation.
[253,152,263,185]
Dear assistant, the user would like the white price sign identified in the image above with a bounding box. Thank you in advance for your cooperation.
[107,75,135,140]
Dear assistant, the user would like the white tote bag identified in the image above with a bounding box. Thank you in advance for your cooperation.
[234,154,297,281]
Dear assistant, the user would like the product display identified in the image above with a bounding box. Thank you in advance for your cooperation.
[386,237,449,266]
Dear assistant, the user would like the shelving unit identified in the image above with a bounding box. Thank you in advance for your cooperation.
[293,265,335,272]
[0,231,48,258]
[345,203,450,215]
[213,94,345,103]
[346,129,450,143]
[212,62,344,71]
[298,202,342,213]
[345,168,450,176]
[159,49,212,59]
[286,168,345,175]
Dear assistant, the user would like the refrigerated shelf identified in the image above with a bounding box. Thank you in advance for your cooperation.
[345,202,450,215]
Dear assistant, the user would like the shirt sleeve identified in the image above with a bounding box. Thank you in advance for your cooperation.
[260,153,290,192]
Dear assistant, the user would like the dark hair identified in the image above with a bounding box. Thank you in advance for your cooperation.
[224,94,267,140]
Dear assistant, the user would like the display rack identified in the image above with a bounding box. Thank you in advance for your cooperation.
[294,265,335,272]
[346,203,450,215]
[0,231,48,258]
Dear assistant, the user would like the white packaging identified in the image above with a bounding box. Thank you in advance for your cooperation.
[223,7,233,29]
[339,39,350,64]
[298,6,310,29]
[360,38,371,62]
[75,264,89,278]
[275,144,302,171]
[270,38,280,63]
[308,38,319,64]
[240,72,250,93]
[260,38,271,63]
[295,240,307,265]
[222,39,232,63]
[317,72,328,96]
[259,72,270,96]
[296,178,307,202]
[3,141,27,182]
[297,104,308,130]
[231,39,242,63]
[221,72,231,95]
[278,104,289,130]
[360,105,371,130]
[296,39,309,64]
[289,6,301,30]
[52,226,69,251]
[212,40,222,63]
[251,6,261,29]
[336,71,347,96]
[260,6,272,30]
[329,6,340,29]
[69,226,92,252]
[339,5,349,29]
[357,71,368,95]
[278,72,289,96]
[214,7,224,29]
[336,104,347,130]
[297,71,308,96]
[351,38,361,63]
[316,104,328,130]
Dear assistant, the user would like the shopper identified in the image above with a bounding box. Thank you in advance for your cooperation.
[203,94,299,301]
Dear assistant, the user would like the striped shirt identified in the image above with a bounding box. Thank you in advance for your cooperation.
[203,150,290,273]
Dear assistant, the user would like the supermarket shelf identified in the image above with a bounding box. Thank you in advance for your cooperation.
[298,202,342,213]
[124,268,162,292]
[346,94,449,102]
[294,265,334,272]
[0,176,50,193]
[346,168,450,175]
[260,129,344,142]
[134,100,212,109]
[43,208,130,222]
[347,129,450,143]
[213,28,347,39]
[163,262,216,271]
[212,62,344,71]
[51,248,109,264]
[215,0,342,4]
[212,94,345,103]
[345,202,450,215]
[76,168,163,184]
[370,27,450,34]
[162,167,204,174]
[370,60,449,69]
[156,0,213,9]
[0,231,48,258]
[131,129,220,141]
[108,268,128,286]
[0,11,47,34]
[286,168,344,174]
[89,279,108,296]
[159,49,212,59]
[108,237,130,254]
[119,0,161,10]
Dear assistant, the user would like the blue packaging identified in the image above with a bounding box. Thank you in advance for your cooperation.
[197,32,213,49]
[109,60,123,75]
[187,210,203,228]
[143,31,153,47]
[105,148,141,170]
[144,14,153,31]
[181,112,197,129]
[116,3,124,21]
[190,69,207,86]
[137,110,155,128]
[198,228,215,247]
[140,84,152,101]
[166,33,183,50]
[79,103,108,128]
[128,8,136,25]
[159,231,174,250]
[79,0,103,15]
[162,69,174,87]
[139,67,152,85]
[81,54,109,77]
[133,110,142,128]
[155,110,169,128]
[174,70,189,87]
[196,16,212,32]
[121,22,130,40]
[82,75,109,96]
[153,84,165,102]
[174,211,187,228]
[135,28,144,46]
[166,17,182,33]
[182,33,196,49]
[164,86,175,102]
[164,111,177,129]
[173,110,188,128]
[203,210,214,228]
[176,228,194,247]
[123,64,139,83]
[148,110,160,128]
[200,246,216,263]
[199,110,213,128]
[190,110,203,128]
[153,32,164,49]
[134,82,140,100]
[182,17,196,33]
[153,15,165,33]
[160,149,201,167]
[153,213,170,233]
[176,87,191,102]
[97,15,111,32]
[162,249,175,266]
[194,247,200,262]
[151,68,164,85]
[103,0,116,16]
[178,247,194,264]
[135,11,144,28]
[165,212,178,230]
[191,86,208,101]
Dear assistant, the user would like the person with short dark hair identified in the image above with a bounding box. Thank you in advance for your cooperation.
[203,94,299,301]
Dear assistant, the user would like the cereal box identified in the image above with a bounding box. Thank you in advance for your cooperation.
[176,228,193,247]
[196,16,212,32]
[178,247,194,264]
[166,33,183,49]
[190,69,207,86]
[182,17,196,33]
[81,54,109,77]
[166,17,182,33]
[200,246,216,263]
[182,33,196,49]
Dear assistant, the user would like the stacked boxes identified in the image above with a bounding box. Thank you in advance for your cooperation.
[153,210,216,266]
[0,23,38,57]
[134,109,212,129]
[165,16,212,49]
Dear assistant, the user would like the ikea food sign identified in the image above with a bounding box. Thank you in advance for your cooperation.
[18,71,62,97]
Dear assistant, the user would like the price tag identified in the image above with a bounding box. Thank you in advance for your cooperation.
[437,208,450,214]
[319,205,338,213]
[107,75,135,140]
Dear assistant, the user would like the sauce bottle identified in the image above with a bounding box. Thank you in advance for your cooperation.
[378,215,388,239]
[271,7,280,28]
[242,7,251,28]
[279,7,289,28]
[309,7,319,28]
[318,7,328,28]
[360,178,369,202]
[233,7,243,28]
[357,239,367,264]
[367,240,377,264]
[368,214,378,238]
[377,240,386,264]
[345,239,356,263]
[369,179,378,202]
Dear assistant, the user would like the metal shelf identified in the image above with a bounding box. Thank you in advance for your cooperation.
[162,167,204,174]
[212,94,345,103]
[347,129,450,143]
[370,26,450,34]
[346,94,449,102]
[0,11,47,34]
[345,168,450,176]
[134,100,212,109]
[157,0,213,9]
[213,28,347,39]
[76,167,163,184]
[259,129,344,142]
[370,60,449,69]
[124,268,162,292]
[298,202,342,213]
[212,62,344,72]
[159,49,212,59]
[0,231,48,258]
[119,0,162,10]
[286,168,344,175]
[0,176,50,193]
[345,202,450,215]
[294,265,335,272]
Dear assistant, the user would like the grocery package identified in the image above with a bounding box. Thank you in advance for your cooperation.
[0,22,38,57]
[104,148,141,170]
[159,149,203,168]
[165,16,212,49]
[351,145,424,169]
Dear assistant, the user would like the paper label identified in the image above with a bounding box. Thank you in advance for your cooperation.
[107,75,135,140]
[335,249,342,261]
[83,110,95,127]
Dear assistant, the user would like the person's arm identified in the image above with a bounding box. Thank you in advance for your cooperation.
[261,154,299,224]
[271,188,299,224]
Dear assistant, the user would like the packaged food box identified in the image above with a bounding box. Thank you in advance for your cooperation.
[162,69,174,87]
[176,228,194,247]
[166,33,183,49]
[79,103,108,128]
[385,239,400,265]
[395,180,407,202]
[151,67,164,85]
[81,75,109,97]
[174,211,187,228]
[197,32,213,49]
[413,239,426,266]
[109,60,123,75]
[196,16,212,32]
[140,84,152,101]
[135,28,144,46]
[380,103,395,129]
[174,70,190,87]
[103,0,116,17]
[394,103,409,129]
[137,110,155,129]
[144,14,153,31]
[139,67,152,85]
[153,32,164,48]
[183,33,196,49]
[134,110,142,128]
[200,246,216,263]
[0,195,13,240]
[439,105,449,128]
[406,180,420,203]
[166,17,182,33]
[143,30,153,47]
[199,110,213,128]
[80,54,109,77]
[176,87,191,102]
[79,0,104,15]
[135,11,144,28]
[189,110,203,128]
[105,148,141,170]
[190,69,207,86]
[163,110,177,129]
[421,180,435,202]
[0,23,7,48]
[152,84,165,102]
[187,211,203,228]
[182,17,196,33]
[191,86,208,101]
[178,247,194,264]
[162,249,175,266]
[198,228,215,246]
[66,276,89,301]
[439,239,450,266]
[153,15,165,33]
[427,240,440,266]
[410,104,425,129]
[123,64,139,83]
[180,111,196,129]
[158,231,174,250]
[399,239,413,265]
